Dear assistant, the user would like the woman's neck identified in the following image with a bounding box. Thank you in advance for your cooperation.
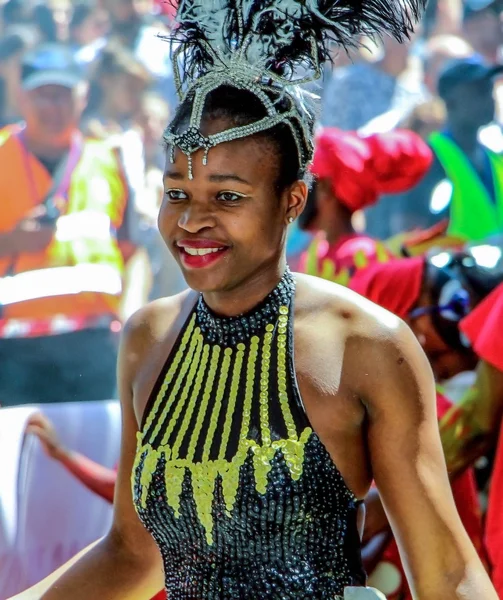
[202,259,287,318]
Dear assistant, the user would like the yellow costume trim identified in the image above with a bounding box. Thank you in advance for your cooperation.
[133,305,313,546]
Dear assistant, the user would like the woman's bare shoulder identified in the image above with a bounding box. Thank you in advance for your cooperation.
[119,289,195,382]
[294,272,403,340]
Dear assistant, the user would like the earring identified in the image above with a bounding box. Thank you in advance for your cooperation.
[288,216,294,223]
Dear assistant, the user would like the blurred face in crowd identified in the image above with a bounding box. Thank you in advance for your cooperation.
[20,83,87,147]
[407,309,476,380]
[422,35,473,94]
[463,9,503,62]
[73,9,110,46]
[137,94,169,159]
[446,78,496,129]
[101,71,146,119]
[406,283,478,381]
[105,0,137,23]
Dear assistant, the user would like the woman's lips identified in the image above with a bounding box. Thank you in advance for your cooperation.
[178,245,229,269]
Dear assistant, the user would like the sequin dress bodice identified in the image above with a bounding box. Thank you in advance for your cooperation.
[133,270,366,599]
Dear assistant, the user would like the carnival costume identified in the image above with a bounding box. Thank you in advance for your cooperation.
[132,0,424,597]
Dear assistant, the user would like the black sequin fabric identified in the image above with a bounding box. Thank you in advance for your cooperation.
[133,269,366,599]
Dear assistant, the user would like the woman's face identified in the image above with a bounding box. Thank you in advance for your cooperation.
[159,118,307,294]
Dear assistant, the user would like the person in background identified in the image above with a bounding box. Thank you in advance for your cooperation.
[0,32,28,126]
[462,0,503,65]
[0,43,146,407]
[321,36,425,131]
[398,55,503,241]
[1,0,27,30]
[458,281,503,596]
[298,128,432,285]
[422,34,474,95]
[69,2,109,66]
[364,98,448,239]
[104,0,147,50]
[350,249,503,597]
[27,411,117,503]
[32,4,58,44]
[84,41,152,135]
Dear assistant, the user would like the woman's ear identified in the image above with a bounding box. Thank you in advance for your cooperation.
[284,179,308,223]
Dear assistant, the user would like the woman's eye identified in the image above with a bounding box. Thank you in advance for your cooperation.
[218,191,245,203]
[166,189,188,201]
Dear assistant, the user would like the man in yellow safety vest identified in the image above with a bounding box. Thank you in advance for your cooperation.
[0,44,147,407]
[398,55,503,242]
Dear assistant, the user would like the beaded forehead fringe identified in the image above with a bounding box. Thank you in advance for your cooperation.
[164,0,426,179]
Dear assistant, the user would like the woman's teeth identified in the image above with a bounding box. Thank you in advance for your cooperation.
[183,247,224,256]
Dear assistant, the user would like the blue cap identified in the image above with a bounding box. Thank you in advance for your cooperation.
[437,55,503,99]
[21,44,83,91]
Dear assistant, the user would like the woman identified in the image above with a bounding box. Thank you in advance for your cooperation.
[33,0,496,599]
[298,127,432,286]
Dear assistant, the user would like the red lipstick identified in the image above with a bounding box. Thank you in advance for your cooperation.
[176,239,229,269]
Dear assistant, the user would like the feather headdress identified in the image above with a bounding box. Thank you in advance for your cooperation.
[165,0,426,178]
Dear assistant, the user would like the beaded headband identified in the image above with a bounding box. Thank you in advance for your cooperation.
[164,0,426,179]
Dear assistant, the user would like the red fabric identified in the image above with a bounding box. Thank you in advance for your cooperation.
[154,0,177,17]
[310,128,433,213]
[486,419,503,597]
[349,258,425,318]
[460,283,503,372]
[376,392,484,600]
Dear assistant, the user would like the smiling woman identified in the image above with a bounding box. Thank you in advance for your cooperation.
[31,1,499,600]
[159,86,306,296]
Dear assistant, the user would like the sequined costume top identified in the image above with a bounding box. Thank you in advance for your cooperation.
[133,269,366,599]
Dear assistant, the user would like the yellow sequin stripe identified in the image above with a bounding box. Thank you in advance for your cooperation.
[160,332,204,446]
[237,336,259,452]
[186,344,221,462]
[147,324,201,445]
[142,314,196,437]
[277,306,297,440]
[259,324,274,447]
[203,347,232,462]
[172,341,210,459]
[217,344,245,461]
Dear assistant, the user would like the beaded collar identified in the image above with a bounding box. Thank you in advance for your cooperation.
[195,268,295,347]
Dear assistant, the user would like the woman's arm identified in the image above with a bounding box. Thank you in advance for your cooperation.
[8,540,102,600]
[359,320,497,600]
[34,312,165,600]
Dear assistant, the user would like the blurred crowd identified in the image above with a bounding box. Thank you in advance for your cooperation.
[0,0,502,404]
[2,0,503,598]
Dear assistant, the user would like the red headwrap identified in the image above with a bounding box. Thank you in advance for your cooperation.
[349,258,425,318]
[310,128,433,214]
[460,282,503,372]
